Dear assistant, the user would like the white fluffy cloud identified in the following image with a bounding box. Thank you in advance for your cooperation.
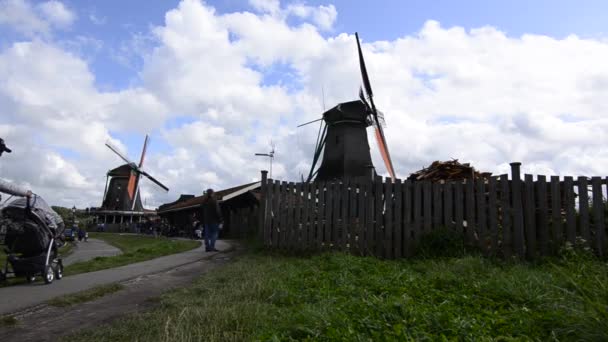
[1,0,608,209]
[0,0,75,37]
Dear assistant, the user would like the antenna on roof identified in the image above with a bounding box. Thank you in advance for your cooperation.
[255,140,275,178]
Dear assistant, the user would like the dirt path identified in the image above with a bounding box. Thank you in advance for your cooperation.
[0,245,239,342]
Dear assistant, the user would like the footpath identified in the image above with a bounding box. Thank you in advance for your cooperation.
[0,239,230,315]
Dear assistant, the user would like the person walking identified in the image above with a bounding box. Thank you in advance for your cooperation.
[200,188,223,252]
[0,138,32,200]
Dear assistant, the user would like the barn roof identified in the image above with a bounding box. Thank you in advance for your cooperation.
[157,181,260,214]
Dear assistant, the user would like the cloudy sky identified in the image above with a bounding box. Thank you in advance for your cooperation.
[1,0,608,209]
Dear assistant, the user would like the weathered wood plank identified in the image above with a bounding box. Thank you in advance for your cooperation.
[302,182,311,250]
[318,181,326,249]
[293,182,302,249]
[465,179,476,246]
[332,180,341,250]
[523,175,536,259]
[270,180,280,247]
[500,175,512,258]
[384,179,394,259]
[357,180,366,255]
[413,181,422,246]
[340,178,350,252]
[310,182,319,250]
[433,182,442,229]
[443,182,453,229]
[403,180,413,257]
[284,182,294,249]
[279,181,289,249]
[577,176,590,245]
[592,177,605,257]
[511,164,525,258]
[454,181,464,235]
[423,181,432,234]
[263,177,273,246]
[374,175,384,257]
[349,179,358,254]
[564,176,576,245]
[536,175,549,256]
[394,178,403,259]
[365,180,375,255]
[488,177,498,256]
[476,179,487,252]
[550,176,563,248]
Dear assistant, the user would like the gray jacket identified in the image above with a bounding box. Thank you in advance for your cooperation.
[0,178,29,197]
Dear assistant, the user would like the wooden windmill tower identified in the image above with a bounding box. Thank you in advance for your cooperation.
[306,33,396,182]
[96,135,169,225]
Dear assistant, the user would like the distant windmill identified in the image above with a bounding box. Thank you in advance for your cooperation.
[255,141,276,178]
[102,135,169,211]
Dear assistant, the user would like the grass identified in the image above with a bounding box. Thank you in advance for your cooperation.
[47,283,125,307]
[0,315,18,327]
[63,233,200,276]
[64,246,608,342]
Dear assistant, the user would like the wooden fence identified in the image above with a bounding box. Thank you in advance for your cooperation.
[228,206,258,239]
[257,163,608,259]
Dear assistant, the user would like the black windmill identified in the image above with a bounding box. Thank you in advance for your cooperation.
[102,135,169,212]
[306,33,396,182]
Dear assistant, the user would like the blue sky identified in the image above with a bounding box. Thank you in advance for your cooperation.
[2,0,608,207]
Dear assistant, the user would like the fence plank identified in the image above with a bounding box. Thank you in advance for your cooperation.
[340,178,349,252]
[465,179,476,246]
[500,175,512,258]
[365,180,375,255]
[394,178,403,259]
[263,178,274,246]
[413,181,422,246]
[564,176,576,244]
[323,182,332,249]
[332,180,341,250]
[536,175,549,256]
[357,181,366,255]
[284,182,294,249]
[374,176,384,257]
[577,176,590,245]
[550,176,563,248]
[523,175,536,259]
[301,182,311,250]
[293,182,302,249]
[384,179,394,259]
[511,164,525,259]
[454,182,464,234]
[271,180,280,247]
[433,182,442,229]
[310,182,320,250]
[444,182,453,229]
[403,180,413,257]
[318,181,326,249]
[488,177,498,255]
[279,181,288,249]
[592,177,605,257]
[349,180,358,254]
[423,181,432,234]
[476,179,487,251]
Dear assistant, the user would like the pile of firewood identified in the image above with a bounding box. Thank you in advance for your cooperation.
[408,159,492,182]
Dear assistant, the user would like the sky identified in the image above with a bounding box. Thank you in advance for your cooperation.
[1,0,608,208]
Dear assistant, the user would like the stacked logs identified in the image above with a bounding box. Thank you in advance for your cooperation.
[408,159,492,182]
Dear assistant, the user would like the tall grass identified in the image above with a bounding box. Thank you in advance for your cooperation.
[65,243,608,342]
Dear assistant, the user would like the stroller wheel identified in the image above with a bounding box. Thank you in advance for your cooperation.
[44,265,54,284]
[55,263,63,280]
[26,275,36,283]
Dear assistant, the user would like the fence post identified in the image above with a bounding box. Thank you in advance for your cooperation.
[259,170,268,243]
[510,162,525,258]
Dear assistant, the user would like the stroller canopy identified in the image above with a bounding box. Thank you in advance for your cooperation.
[5,196,64,231]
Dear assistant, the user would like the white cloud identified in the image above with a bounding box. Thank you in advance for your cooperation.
[0,0,75,37]
[2,0,608,210]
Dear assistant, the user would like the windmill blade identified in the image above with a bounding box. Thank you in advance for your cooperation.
[139,134,149,168]
[140,170,169,192]
[374,126,396,179]
[356,32,374,100]
[127,171,138,200]
[105,141,135,165]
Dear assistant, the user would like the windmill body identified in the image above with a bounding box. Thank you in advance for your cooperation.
[102,164,144,211]
[315,100,375,182]
[307,33,396,182]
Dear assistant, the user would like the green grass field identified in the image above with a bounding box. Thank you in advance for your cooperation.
[63,233,200,276]
[65,246,608,341]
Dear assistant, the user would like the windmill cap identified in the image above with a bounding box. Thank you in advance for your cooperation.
[206,188,214,194]
[0,138,11,154]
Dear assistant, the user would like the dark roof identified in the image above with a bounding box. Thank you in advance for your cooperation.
[157,181,259,214]
[107,164,133,177]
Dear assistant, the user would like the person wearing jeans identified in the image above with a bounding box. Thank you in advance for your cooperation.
[200,188,223,252]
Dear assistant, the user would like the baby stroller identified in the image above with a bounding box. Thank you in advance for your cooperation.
[0,195,65,284]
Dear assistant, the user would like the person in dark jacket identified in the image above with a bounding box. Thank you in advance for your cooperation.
[201,188,223,252]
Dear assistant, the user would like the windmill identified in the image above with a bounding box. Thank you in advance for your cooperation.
[101,135,169,212]
[305,32,396,182]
